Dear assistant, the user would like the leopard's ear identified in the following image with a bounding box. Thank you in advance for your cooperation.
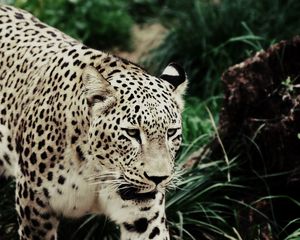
[82,65,116,111]
[160,63,187,109]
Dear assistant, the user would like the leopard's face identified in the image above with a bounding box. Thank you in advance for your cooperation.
[84,63,187,199]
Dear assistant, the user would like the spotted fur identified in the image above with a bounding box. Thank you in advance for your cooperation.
[0,5,187,240]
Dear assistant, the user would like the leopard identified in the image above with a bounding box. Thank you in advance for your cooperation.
[0,5,187,240]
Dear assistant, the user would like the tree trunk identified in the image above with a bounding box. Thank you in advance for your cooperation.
[219,36,300,179]
[213,36,300,238]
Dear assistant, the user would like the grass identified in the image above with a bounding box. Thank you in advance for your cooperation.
[284,220,300,240]
[168,98,300,240]
[0,179,17,240]
[144,0,300,98]
[178,96,221,164]
[166,160,243,240]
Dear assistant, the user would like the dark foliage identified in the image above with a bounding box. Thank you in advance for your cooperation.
[0,178,18,240]
[146,0,300,98]
[11,0,134,51]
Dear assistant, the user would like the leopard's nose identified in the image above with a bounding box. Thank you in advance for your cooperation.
[144,172,169,185]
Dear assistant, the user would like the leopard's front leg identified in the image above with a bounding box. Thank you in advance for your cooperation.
[120,193,169,240]
[101,190,169,240]
[16,176,59,240]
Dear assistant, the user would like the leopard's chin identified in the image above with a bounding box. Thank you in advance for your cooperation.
[118,183,157,201]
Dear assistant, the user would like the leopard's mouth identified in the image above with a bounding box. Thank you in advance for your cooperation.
[118,183,157,201]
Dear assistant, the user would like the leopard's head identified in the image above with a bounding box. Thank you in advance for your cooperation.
[83,62,187,200]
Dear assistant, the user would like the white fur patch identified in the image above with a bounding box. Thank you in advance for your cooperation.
[161,65,179,76]
[49,176,97,217]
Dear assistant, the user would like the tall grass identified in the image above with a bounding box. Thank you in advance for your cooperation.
[179,96,221,164]
[0,179,17,240]
[145,0,300,98]
[167,98,300,239]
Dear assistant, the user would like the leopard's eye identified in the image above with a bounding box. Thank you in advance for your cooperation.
[125,129,139,137]
[167,128,178,138]
[122,128,141,143]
